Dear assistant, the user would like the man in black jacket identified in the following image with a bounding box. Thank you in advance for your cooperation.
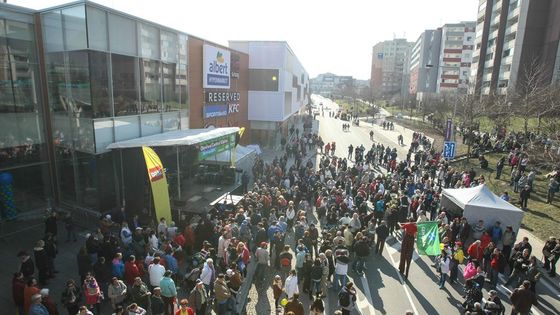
[352,237,370,275]
[375,221,389,255]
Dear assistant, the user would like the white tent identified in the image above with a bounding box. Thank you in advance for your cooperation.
[441,184,524,233]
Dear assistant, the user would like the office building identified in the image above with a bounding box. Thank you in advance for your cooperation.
[229,41,309,147]
[471,0,560,96]
[370,39,412,97]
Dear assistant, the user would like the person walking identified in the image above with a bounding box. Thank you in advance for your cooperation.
[83,273,102,314]
[272,275,283,311]
[188,280,207,315]
[12,272,25,315]
[130,277,151,312]
[150,287,165,315]
[159,271,177,315]
[214,273,232,315]
[284,270,299,300]
[437,250,450,289]
[63,212,77,242]
[175,299,194,315]
[200,258,216,298]
[33,240,49,286]
[338,282,356,315]
[284,292,304,315]
[375,221,389,255]
[28,294,49,315]
[510,280,536,315]
[107,277,127,310]
[61,279,81,315]
[398,219,417,278]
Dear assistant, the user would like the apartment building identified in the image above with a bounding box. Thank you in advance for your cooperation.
[471,0,560,96]
[409,30,442,96]
[370,39,413,97]
[436,22,476,94]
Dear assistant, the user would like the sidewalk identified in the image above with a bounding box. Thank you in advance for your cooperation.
[238,114,321,314]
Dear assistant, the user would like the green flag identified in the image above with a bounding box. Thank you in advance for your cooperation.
[416,221,441,256]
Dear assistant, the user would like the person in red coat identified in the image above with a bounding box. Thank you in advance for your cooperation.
[124,255,141,285]
[12,272,25,315]
[468,240,484,262]
[480,232,492,251]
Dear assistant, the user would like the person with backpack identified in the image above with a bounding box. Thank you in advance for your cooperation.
[333,241,349,291]
[352,233,370,275]
[338,282,356,315]
[279,245,293,280]
[309,259,323,299]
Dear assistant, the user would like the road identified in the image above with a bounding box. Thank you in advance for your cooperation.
[312,95,560,315]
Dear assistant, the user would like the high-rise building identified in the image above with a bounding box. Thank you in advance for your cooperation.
[471,0,560,96]
[436,22,476,94]
[370,39,413,97]
[409,30,442,96]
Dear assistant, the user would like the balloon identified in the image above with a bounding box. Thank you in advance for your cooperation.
[281,298,288,306]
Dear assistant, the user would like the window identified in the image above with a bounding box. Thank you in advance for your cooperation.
[67,50,92,117]
[89,51,111,117]
[162,62,179,111]
[139,59,161,113]
[111,54,139,115]
[139,23,159,59]
[62,6,87,51]
[42,11,64,52]
[160,31,177,62]
[109,14,136,55]
[87,6,107,51]
[249,69,279,91]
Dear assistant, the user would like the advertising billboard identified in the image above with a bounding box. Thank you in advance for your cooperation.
[203,44,230,89]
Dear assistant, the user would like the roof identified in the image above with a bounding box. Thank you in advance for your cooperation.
[442,184,522,212]
[106,127,239,149]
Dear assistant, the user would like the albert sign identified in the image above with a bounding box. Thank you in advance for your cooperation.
[203,44,230,89]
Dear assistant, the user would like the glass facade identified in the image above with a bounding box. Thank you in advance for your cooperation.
[40,3,189,209]
[0,9,52,213]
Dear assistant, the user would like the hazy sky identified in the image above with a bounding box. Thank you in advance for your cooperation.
[11,0,479,79]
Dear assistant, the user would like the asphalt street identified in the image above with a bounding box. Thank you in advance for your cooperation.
[312,95,560,315]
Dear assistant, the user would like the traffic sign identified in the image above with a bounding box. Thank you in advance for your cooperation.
[443,141,456,159]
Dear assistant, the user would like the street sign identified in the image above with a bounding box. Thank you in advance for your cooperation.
[445,118,453,141]
[443,141,456,159]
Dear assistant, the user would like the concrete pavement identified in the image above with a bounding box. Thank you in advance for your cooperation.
[311,95,560,314]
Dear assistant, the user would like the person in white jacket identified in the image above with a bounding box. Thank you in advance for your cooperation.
[200,258,216,298]
[438,250,451,289]
[120,223,132,246]
[284,269,299,299]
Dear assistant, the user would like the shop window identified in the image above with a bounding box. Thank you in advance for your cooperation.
[67,50,92,118]
[89,51,111,118]
[162,62,179,111]
[111,53,139,116]
[139,23,159,59]
[139,59,161,113]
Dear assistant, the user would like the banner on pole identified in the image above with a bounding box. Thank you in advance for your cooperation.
[142,146,172,223]
[445,118,453,141]
[416,221,441,256]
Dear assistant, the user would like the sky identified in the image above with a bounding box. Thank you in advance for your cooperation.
[10,0,480,80]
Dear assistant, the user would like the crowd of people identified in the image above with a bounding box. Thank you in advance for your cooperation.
[12,111,560,315]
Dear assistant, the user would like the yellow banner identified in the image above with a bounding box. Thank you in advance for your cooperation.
[142,146,172,224]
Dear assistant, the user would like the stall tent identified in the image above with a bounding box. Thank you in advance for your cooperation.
[441,185,524,234]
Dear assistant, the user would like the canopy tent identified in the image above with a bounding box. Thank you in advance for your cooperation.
[106,127,240,149]
[106,126,240,201]
[441,184,524,233]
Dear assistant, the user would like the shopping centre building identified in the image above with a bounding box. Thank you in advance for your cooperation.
[0,1,308,219]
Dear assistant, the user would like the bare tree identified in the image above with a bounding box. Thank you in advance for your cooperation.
[513,57,550,134]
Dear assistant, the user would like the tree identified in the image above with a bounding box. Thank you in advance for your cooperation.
[513,57,550,134]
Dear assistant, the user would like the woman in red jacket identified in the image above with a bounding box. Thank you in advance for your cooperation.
[467,240,484,262]
[12,272,25,315]
[125,255,141,285]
